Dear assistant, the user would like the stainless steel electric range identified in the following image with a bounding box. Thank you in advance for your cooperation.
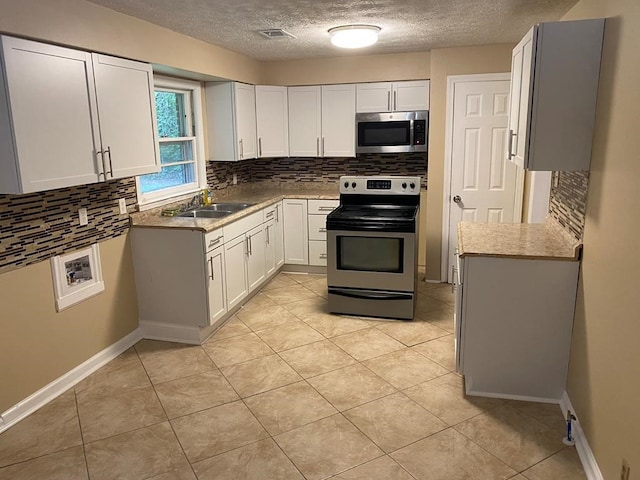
[326,175,421,320]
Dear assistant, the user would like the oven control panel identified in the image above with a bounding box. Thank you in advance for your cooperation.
[339,176,421,195]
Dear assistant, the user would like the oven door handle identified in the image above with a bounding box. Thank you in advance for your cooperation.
[328,288,413,301]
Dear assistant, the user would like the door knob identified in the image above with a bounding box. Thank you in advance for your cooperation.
[453,195,462,204]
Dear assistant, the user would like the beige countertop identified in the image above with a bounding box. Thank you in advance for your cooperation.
[457,219,582,261]
[130,184,340,233]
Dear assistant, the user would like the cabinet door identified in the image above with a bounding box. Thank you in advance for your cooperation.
[283,199,308,265]
[393,80,430,111]
[224,234,249,310]
[234,83,257,160]
[92,54,159,179]
[308,240,328,266]
[288,86,322,157]
[0,36,101,193]
[508,27,535,170]
[206,245,227,326]
[274,202,285,268]
[321,84,356,157]
[246,224,266,292]
[356,82,392,113]
[264,219,276,277]
[256,86,289,158]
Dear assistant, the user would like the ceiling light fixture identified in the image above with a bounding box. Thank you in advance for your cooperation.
[328,25,381,49]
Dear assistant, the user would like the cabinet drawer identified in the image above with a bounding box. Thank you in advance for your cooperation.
[223,210,262,241]
[307,199,339,215]
[309,240,328,266]
[204,228,224,252]
[308,214,328,241]
[263,201,281,222]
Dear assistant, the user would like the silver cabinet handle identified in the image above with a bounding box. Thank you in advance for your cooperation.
[318,206,334,211]
[248,235,252,255]
[98,149,106,179]
[266,210,274,218]
[258,137,262,157]
[316,137,320,156]
[393,90,397,111]
[209,256,215,280]
[319,227,327,233]
[266,225,270,245]
[319,253,327,259]
[105,146,113,178]
[321,137,325,157]
[245,237,250,256]
[239,138,243,159]
[275,204,279,222]
[507,129,517,159]
[387,90,391,111]
[208,236,223,248]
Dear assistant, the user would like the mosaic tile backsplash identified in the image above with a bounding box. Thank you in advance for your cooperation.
[2,153,426,273]
[548,170,589,241]
[0,179,137,274]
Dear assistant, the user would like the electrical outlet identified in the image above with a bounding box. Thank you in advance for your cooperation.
[78,208,88,226]
[621,459,630,480]
[118,198,127,215]
[233,173,238,185]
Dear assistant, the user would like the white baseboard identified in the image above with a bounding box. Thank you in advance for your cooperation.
[138,320,202,345]
[560,391,603,480]
[466,388,560,404]
[0,328,142,434]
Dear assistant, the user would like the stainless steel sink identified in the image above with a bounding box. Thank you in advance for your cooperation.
[176,202,254,219]
[204,202,254,212]
[176,209,232,219]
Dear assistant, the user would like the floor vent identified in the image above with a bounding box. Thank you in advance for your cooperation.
[258,29,296,39]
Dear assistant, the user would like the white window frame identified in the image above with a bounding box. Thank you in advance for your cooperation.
[136,76,207,210]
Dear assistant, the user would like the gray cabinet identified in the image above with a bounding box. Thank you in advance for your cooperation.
[507,19,605,171]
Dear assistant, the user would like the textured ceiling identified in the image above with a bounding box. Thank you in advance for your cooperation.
[85,0,579,61]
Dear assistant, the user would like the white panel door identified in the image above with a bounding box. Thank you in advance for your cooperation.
[206,245,227,326]
[246,224,266,292]
[224,234,249,310]
[256,85,289,158]
[2,36,101,192]
[321,84,355,157]
[234,82,257,160]
[447,79,518,281]
[92,54,159,179]
[356,82,392,113]
[288,86,321,157]
[394,80,430,111]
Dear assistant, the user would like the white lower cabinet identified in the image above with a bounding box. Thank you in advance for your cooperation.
[224,233,250,311]
[307,199,339,267]
[456,254,580,401]
[206,245,227,325]
[283,199,309,264]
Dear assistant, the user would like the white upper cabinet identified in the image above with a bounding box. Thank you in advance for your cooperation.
[356,80,430,113]
[255,85,289,158]
[321,84,356,157]
[206,82,257,161]
[0,36,159,194]
[288,86,322,157]
[507,19,605,171]
[92,54,159,179]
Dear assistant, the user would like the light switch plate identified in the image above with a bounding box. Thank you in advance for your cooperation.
[78,208,88,226]
[118,198,127,214]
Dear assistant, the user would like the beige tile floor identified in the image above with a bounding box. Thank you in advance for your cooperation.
[0,273,586,480]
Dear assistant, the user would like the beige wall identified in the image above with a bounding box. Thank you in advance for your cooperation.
[562,0,640,478]
[0,0,262,84]
[424,44,514,280]
[262,52,430,85]
[0,235,138,412]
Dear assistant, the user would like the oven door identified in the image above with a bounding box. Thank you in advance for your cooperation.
[327,229,415,293]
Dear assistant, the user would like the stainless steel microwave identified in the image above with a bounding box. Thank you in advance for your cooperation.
[356,111,428,154]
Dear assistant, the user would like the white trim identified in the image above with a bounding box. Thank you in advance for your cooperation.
[441,73,515,282]
[526,171,552,223]
[465,389,560,404]
[0,328,142,434]
[138,320,202,345]
[560,392,604,480]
